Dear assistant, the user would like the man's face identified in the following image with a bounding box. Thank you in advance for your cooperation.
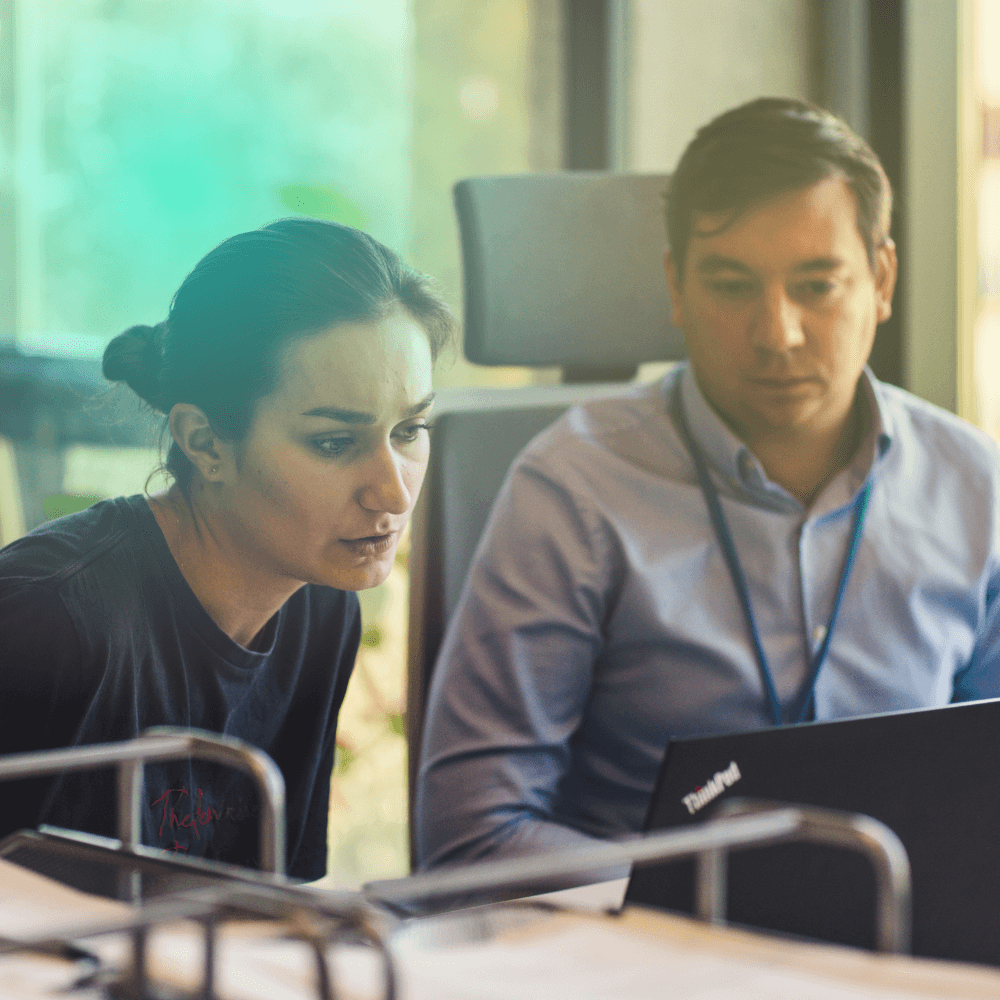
[666,177,897,446]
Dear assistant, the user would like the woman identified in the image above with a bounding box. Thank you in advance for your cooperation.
[0,219,453,879]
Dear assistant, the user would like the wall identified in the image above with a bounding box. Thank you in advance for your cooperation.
[622,0,968,419]
[903,0,961,414]
[624,0,816,172]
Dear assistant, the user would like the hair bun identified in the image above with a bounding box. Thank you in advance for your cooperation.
[102,323,165,408]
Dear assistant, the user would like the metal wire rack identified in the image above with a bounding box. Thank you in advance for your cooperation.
[0,734,913,998]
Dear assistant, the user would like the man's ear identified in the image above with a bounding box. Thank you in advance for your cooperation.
[664,250,686,328]
[874,238,898,323]
[168,404,232,483]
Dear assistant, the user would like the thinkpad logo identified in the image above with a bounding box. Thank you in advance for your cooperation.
[682,761,741,815]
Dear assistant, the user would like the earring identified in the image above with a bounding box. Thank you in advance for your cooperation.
[210,465,219,475]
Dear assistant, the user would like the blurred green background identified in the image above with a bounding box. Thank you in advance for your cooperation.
[3,0,560,883]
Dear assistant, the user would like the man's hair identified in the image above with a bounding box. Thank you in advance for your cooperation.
[666,97,892,280]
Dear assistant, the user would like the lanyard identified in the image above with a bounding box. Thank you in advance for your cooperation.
[673,394,872,727]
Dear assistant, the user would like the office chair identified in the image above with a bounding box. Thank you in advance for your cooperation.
[406,172,686,863]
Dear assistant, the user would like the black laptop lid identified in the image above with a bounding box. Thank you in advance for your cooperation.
[624,698,1000,966]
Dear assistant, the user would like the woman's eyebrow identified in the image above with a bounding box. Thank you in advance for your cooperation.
[407,392,436,416]
[301,407,375,424]
[301,392,436,423]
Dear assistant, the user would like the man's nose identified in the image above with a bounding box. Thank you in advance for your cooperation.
[359,441,411,515]
[751,286,806,354]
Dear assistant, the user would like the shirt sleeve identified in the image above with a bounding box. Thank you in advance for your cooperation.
[415,451,622,871]
[952,550,1000,702]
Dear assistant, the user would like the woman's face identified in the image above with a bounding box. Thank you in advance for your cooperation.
[221,308,435,592]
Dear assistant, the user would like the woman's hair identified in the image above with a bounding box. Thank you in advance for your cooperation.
[103,218,455,490]
[666,97,892,280]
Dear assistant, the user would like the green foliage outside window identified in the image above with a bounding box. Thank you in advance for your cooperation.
[12,0,552,883]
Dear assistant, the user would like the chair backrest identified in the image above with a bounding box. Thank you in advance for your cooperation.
[406,173,684,863]
[455,172,682,376]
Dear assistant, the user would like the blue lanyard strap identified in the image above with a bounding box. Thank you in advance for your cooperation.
[673,395,872,727]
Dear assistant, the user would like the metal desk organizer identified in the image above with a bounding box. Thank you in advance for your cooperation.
[367,801,913,955]
[0,879,398,1000]
[0,733,913,999]
[0,728,287,900]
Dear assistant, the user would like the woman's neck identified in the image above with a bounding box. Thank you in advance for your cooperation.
[147,486,302,648]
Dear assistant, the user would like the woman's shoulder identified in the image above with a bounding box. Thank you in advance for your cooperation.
[281,584,361,666]
[0,497,166,656]
[291,583,361,631]
[0,504,120,685]
[0,495,151,590]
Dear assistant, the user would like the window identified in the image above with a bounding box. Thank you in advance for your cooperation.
[8,0,415,356]
[1,0,561,882]
[972,0,1000,440]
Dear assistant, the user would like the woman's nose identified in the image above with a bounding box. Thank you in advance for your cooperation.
[358,442,411,515]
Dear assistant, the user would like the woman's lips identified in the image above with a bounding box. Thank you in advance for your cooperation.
[339,532,396,556]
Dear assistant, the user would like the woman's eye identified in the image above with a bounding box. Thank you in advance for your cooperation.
[394,421,432,444]
[312,435,355,457]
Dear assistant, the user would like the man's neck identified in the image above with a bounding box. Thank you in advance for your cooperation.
[746,394,868,508]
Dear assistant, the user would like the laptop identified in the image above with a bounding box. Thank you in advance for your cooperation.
[624,698,1000,966]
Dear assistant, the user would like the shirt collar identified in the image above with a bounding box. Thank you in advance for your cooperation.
[677,363,894,511]
[856,366,893,468]
[678,363,752,491]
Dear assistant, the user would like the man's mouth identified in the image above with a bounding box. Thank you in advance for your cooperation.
[340,532,397,555]
[751,375,819,389]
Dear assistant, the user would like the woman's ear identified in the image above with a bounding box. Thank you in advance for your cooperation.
[168,404,233,483]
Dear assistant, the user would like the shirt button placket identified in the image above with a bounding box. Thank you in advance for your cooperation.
[798,520,819,654]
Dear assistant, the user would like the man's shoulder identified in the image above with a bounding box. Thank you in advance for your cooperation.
[875,380,1000,474]
[553,372,675,439]
[521,368,683,475]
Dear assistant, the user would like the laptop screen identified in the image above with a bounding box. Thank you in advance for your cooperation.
[624,698,1000,966]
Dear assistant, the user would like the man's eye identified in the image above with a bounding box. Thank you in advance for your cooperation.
[800,279,836,298]
[394,421,432,444]
[708,280,755,298]
[313,435,354,457]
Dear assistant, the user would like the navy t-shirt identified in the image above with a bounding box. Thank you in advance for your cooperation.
[0,495,360,880]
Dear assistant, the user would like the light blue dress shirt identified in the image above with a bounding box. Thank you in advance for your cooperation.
[416,364,1000,869]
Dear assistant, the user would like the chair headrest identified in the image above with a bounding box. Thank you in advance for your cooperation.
[454,173,686,373]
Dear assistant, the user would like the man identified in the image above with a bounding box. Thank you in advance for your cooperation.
[415,98,1000,869]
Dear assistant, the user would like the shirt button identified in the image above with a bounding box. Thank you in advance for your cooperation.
[813,625,828,645]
